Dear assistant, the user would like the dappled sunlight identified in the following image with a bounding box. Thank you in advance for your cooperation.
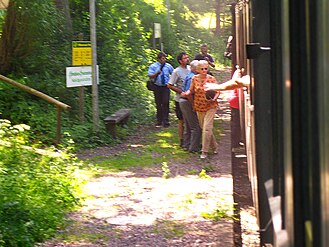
[156,139,175,148]
[240,206,260,245]
[81,172,234,228]
[156,132,174,138]
[197,13,216,29]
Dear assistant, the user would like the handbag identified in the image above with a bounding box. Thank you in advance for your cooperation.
[146,78,156,91]
[146,63,166,91]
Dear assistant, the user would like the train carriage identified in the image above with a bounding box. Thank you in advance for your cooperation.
[233,0,329,246]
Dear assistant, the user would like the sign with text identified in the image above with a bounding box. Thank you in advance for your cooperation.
[66,66,98,88]
[154,23,161,38]
[72,41,92,66]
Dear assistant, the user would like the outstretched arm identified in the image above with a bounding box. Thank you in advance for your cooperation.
[204,75,250,91]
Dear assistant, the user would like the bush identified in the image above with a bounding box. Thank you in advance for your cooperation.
[0,120,83,246]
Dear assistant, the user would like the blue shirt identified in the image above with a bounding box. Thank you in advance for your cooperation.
[148,62,174,86]
[182,71,197,92]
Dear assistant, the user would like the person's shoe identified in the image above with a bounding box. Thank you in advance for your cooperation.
[200,152,208,159]
[155,122,162,127]
[213,150,218,154]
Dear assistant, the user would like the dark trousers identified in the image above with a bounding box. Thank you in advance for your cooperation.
[154,85,170,125]
[231,107,241,148]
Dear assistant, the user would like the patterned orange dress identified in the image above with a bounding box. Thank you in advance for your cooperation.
[190,74,219,112]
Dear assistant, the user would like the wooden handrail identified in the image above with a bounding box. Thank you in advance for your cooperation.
[0,74,71,144]
[0,74,70,110]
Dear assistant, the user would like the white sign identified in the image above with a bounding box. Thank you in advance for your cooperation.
[66,66,99,88]
[154,23,161,39]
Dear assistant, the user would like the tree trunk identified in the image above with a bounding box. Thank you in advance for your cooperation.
[53,0,72,38]
[215,0,221,35]
[0,1,19,74]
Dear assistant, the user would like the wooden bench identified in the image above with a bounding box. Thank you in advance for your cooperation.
[104,108,131,138]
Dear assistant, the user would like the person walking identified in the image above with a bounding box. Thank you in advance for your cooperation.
[194,44,215,69]
[148,52,174,127]
[167,52,190,148]
[180,60,202,153]
[182,60,220,159]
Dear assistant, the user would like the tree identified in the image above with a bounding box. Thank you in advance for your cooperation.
[53,0,72,37]
[0,0,70,75]
[0,0,19,74]
[182,0,232,35]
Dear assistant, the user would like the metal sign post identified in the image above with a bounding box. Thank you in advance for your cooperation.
[71,40,92,123]
[89,0,99,132]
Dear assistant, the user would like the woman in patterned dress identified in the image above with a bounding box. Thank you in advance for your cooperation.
[182,60,220,159]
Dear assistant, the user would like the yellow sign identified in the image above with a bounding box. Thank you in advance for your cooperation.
[72,41,92,66]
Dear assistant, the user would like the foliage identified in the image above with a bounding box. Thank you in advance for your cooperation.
[0,0,71,76]
[0,119,83,246]
[161,161,171,178]
[0,80,60,144]
[201,199,235,221]
[198,169,212,179]
[0,0,233,146]
[0,1,235,245]
[96,0,154,120]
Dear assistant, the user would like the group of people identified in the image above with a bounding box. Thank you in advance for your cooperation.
[147,44,247,159]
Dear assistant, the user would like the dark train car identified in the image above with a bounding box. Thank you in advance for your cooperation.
[232,0,329,246]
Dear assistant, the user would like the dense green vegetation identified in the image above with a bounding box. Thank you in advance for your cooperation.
[0,0,232,147]
[0,120,84,246]
[0,0,232,246]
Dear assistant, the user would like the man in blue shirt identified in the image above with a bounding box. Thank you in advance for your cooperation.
[148,52,174,127]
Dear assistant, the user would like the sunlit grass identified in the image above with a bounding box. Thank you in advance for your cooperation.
[81,124,190,176]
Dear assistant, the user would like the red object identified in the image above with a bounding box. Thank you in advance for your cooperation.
[227,89,239,109]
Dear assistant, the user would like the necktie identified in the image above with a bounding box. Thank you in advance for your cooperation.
[161,65,165,85]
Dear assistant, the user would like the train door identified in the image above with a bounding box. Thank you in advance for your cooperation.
[237,0,292,246]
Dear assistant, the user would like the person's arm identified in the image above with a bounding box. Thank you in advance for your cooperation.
[148,71,161,79]
[148,64,161,79]
[204,55,215,68]
[168,84,183,94]
[204,75,250,91]
[182,76,196,96]
[205,57,215,68]
[167,70,182,93]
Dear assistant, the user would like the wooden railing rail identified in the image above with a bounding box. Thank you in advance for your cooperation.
[0,74,70,144]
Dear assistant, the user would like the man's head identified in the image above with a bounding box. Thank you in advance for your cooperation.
[200,44,209,55]
[177,52,189,66]
[157,52,167,64]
